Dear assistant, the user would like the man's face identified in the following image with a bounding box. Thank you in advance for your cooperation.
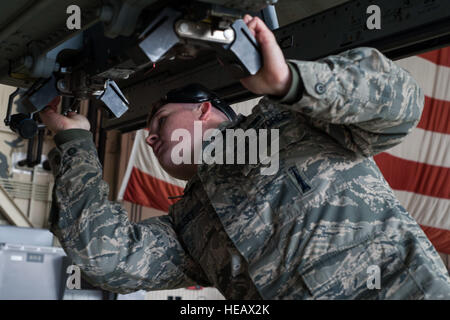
[146,103,200,180]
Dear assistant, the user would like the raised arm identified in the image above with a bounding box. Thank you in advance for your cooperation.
[283,47,424,156]
[40,106,210,293]
[240,16,425,157]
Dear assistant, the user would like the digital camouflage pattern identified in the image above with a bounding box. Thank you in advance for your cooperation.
[48,47,450,299]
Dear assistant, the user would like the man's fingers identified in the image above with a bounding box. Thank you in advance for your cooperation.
[243,16,280,67]
[245,17,283,72]
[239,15,290,96]
[40,106,66,126]
[244,16,275,45]
[247,17,271,40]
[42,100,59,113]
[47,96,61,110]
[49,95,61,105]
[38,99,90,132]
[243,14,253,24]
[243,14,256,37]
[40,105,56,117]
[40,109,57,122]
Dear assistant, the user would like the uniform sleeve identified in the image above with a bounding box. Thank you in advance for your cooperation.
[277,47,425,156]
[48,129,211,294]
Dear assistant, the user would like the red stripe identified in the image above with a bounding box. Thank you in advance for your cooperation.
[418,47,450,68]
[374,153,450,199]
[123,167,184,212]
[417,96,450,134]
[420,225,450,255]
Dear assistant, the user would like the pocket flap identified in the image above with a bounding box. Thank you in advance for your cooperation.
[299,233,410,299]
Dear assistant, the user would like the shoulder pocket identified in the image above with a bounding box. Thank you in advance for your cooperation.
[286,165,313,195]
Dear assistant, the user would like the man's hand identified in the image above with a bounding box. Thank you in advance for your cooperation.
[240,15,292,97]
[39,96,90,134]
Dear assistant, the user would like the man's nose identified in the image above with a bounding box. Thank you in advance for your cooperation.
[146,133,158,147]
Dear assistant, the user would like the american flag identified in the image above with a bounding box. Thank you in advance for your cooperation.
[374,47,450,256]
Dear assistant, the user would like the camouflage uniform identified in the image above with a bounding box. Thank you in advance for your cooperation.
[48,47,450,299]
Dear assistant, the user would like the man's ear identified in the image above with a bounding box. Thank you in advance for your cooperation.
[198,102,212,121]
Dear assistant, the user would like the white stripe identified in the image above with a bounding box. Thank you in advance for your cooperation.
[385,127,450,168]
[231,97,261,116]
[395,56,450,102]
[118,131,140,200]
[394,190,450,230]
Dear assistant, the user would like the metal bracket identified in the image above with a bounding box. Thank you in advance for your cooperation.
[103,0,450,133]
[214,19,261,78]
[136,7,183,63]
[17,75,59,114]
[6,71,129,139]
[97,79,129,118]
[175,18,262,77]
[27,33,83,78]
[175,20,235,45]
[136,7,261,78]
[17,126,45,168]
[4,88,21,127]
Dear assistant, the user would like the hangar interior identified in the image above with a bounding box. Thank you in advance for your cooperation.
[0,0,448,300]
